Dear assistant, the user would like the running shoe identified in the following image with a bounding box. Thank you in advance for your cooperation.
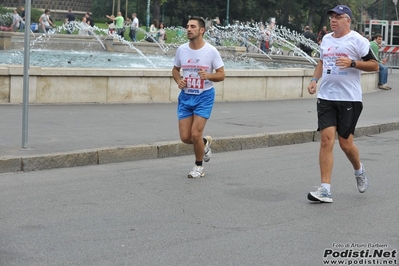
[188,165,204,179]
[307,186,333,203]
[355,163,369,193]
[203,135,212,162]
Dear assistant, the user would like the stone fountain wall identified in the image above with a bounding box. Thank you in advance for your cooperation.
[0,65,378,104]
[0,32,379,104]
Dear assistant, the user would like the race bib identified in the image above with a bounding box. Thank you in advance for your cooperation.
[185,77,204,89]
[184,77,204,95]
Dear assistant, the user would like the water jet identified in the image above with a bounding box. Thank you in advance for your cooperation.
[0,20,378,104]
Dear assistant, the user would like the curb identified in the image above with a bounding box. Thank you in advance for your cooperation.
[1,122,399,174]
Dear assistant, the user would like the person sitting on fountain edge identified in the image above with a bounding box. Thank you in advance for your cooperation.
[148,19,158,42]
[39,9,54,33]
[85,13,95,35]
[11,9,21,32]
[300,26,317,56]
[18,6,25,32]
[370,34,392,90]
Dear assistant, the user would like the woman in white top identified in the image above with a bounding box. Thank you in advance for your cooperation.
[12,9,21,32]
[157,22,166,44]
[78,16,89,35]
[149,19,158,39]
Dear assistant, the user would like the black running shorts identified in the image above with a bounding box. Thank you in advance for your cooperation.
[317,98,363,139]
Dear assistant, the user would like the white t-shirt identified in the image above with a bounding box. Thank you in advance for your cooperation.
[173,42,224,95]
[12,13,21,28]
[149,24,157,37]
[318,31,370,102]
[131,17,138,29]
[40,14,50,28]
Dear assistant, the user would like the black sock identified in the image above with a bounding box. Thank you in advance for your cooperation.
[195,160,202,166]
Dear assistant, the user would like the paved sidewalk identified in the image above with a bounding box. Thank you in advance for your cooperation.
[1,70,398,173]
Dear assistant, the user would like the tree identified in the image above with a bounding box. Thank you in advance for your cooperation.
[90,0,390,33]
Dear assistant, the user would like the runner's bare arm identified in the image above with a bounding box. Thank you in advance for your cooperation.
[308,60,322,94]
[198,67,225,82]
[172,66,186,89]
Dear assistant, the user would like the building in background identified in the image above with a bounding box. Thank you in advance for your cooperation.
[3,0,92,20]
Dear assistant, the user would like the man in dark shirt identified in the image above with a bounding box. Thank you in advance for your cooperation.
[66,8,75,22]
[19,6,25,32]
[300,26,317,56]
[85,13,94,27]
[85,12,95,35]
[65,8,75,34]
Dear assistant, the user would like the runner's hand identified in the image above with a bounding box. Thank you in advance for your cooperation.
[198,69,208,80]
[177,78,187,89]
[308,82,317,94]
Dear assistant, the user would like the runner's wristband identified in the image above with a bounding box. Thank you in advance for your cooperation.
[310,78,318,83]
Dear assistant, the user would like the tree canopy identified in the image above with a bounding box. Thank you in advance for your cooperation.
[91,0,399,33]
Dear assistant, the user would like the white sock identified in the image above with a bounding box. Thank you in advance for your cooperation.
[321,183,331,194]
[354,163,363,176]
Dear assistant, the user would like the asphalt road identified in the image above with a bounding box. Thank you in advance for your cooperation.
[1,130,398,266]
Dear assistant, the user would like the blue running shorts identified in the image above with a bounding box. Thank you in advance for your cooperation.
[177,88,215,120]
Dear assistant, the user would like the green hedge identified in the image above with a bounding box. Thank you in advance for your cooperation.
[0,6,44,25]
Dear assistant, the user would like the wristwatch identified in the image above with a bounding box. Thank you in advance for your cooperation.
[350,60,356,68]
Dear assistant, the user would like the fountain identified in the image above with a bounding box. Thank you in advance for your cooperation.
[0,15,378,104]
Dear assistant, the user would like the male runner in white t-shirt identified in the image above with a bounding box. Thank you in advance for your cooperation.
[307,5,378,203]
[172,16,225,178]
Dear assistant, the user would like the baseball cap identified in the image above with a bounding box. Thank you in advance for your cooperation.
[327,5,352,20]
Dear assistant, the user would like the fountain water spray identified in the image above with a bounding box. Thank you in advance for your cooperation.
[1,12,320,68]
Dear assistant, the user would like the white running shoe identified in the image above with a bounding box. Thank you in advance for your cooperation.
[188,165,204,179]
[203,135,212,162]
[355,163,369,193]
[307,186,333,203]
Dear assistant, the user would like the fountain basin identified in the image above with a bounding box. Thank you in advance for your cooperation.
[0,32,378,103]
[0,65,378,104]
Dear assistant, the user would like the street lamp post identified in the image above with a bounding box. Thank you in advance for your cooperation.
[394,0,399,20]
[112,0,115,15]
[125,0,128,19]
[146,0,150,32]
[22,0,32,148]
[226,0,230,26]
[383,0,386,19]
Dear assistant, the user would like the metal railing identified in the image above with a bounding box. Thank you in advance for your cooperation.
[379,46,399,73]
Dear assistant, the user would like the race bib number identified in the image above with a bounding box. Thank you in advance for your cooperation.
[185,77,204,89]
[184,77,205,95]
